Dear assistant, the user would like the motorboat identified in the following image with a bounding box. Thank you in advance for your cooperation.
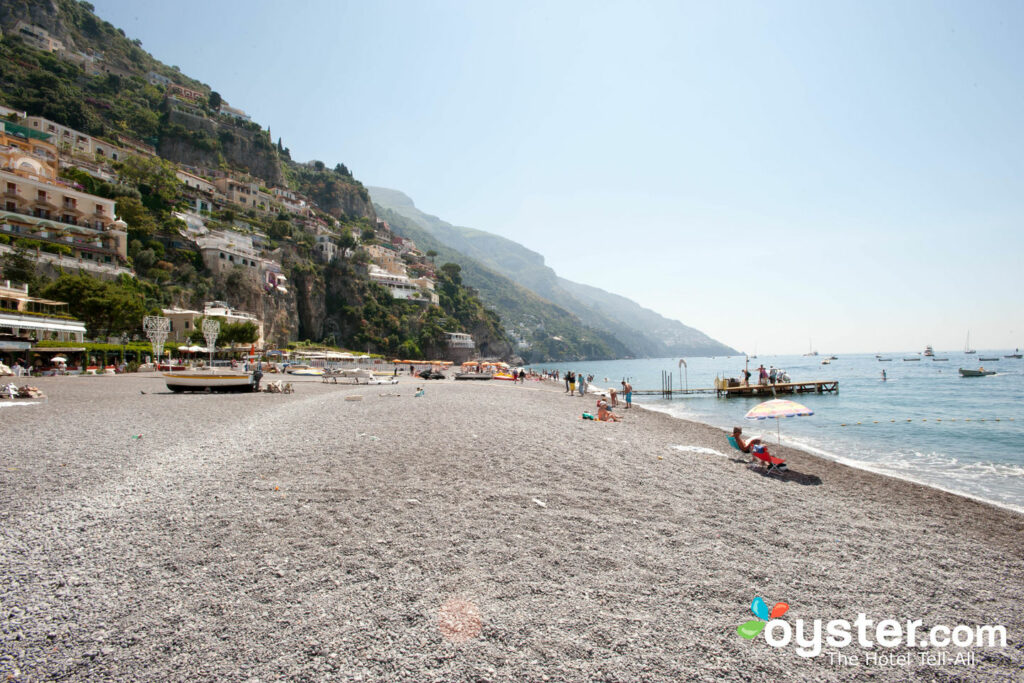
[902,357,920,361]
[959,368,996,377]
[286,364,323,376]
[821,359,831,365]
[163,366,259,393]
[932,357,949,361]
[877,358,893,362]
[923,345,934,357]
[978,357,999,362]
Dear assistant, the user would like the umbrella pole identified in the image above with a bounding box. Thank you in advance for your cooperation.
[777,419,781,444]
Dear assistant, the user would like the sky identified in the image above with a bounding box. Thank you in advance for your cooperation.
[91,0,1024,355]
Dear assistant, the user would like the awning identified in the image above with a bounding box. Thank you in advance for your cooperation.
[6,318,87,333]
[0,340,32,351]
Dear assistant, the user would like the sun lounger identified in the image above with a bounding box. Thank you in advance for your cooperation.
[727,436,787,471]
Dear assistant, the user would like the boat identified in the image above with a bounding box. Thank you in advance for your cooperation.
[959,368,996,377]
[978,357,999,362]
[932,357,949,361]
[163,367,258,393]
[821,359,831,365]
[902,357,920,361]
[803,340,818,357]
[923,345,934,357]
[964,332,976,354]
[286,364,323,376]
[827,355,838,360]
[1005,353,1022,359]
[877,358,893,362]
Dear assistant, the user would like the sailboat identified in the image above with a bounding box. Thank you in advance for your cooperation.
[964,331,976,355]
[803,339,818,357]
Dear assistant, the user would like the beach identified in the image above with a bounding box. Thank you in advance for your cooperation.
[1,374,1022,681]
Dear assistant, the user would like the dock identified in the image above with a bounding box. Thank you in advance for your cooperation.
[631,380,839,399]
[715,380,838,397]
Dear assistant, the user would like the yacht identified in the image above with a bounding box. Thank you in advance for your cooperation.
[923,345,934,357]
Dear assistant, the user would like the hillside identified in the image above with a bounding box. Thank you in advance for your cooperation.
[369,187,737,358]
[376,206,629,362]
[0,0,509,361]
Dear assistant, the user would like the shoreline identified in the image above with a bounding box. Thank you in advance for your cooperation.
[2,373,1022,680]
[536,368,1024,518]
[632,397,1024,518]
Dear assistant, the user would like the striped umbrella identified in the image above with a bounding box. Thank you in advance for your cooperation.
[745,399,814,444]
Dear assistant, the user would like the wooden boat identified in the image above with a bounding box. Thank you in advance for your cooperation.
[163,367,257,392]
[959,368,996,377]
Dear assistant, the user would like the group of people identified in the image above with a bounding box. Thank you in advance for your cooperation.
[741,364,788,387]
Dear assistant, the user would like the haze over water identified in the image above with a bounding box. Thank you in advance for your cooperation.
[530,352,1024,512]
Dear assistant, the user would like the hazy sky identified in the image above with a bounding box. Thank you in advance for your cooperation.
[92,0,1024,354]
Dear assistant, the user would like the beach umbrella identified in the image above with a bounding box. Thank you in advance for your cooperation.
[178,345,191,352]
[744,399,814,444]
[188,345,203,353]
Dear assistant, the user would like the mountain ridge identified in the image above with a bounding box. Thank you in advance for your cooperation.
[369,187,737,358]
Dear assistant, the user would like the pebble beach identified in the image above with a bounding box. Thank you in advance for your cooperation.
[2,374,1022,681]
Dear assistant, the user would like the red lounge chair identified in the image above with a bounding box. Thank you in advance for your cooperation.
[727,436,787,471]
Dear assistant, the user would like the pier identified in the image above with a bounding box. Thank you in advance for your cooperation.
[715,380,838,398]
[630,379,839,399]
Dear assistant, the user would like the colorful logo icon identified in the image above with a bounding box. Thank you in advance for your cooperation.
[738,597,789,639]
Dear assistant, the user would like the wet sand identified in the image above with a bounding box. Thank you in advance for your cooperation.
[1,373,1021,681]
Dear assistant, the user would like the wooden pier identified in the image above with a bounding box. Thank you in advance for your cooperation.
[715,380,838,398]
[631,380,839,399]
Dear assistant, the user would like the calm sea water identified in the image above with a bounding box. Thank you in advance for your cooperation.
[527,352,1024,512]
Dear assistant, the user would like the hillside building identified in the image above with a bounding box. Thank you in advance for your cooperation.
[0,126,129,275]
[0,280,87,351]
[162,301,265,346]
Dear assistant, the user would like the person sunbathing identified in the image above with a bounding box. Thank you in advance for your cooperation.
[731,427,762,452]
[597,400,621,422]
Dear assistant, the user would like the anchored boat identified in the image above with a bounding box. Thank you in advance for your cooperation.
[958,368,996,377]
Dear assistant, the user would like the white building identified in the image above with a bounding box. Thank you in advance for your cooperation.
[0,280,86,345]
[163,300,265,346]
[367,265,438,304]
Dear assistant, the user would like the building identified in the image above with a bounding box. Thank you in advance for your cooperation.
[13,21,64,53]
[365,244,405,275]
[22,116,123,161]
[1,126,128,270]
[194,230,287,294]
[176,170,219,213]
[271,187,311,216]
[444,332,476,363]
[367,265,437,304]
[163,301,265,347]
[314,233,337,263]
[0,280,87,348]
[167,84,205,104]
[147,71,172,87]
[213,177,273,213]
[219,104,251,122]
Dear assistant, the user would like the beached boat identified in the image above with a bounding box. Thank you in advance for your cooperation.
[959,368,996,377]
[163,367,257,392]
[286,364,323,376]
[923,345,934,357]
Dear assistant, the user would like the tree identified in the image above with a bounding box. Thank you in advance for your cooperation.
[208,91,222,110]
[426,249,438,264]
[116,196,158,239]
[0,245,39,290]
[440,262,462,285]
[38,274,146,338]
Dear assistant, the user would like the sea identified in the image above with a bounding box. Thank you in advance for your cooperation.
[527,352,1024,513]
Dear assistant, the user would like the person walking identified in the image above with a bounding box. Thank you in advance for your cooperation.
[578,373,587,396]
[565,371,573,393]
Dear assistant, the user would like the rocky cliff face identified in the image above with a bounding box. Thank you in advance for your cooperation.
[160,110,285,187]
